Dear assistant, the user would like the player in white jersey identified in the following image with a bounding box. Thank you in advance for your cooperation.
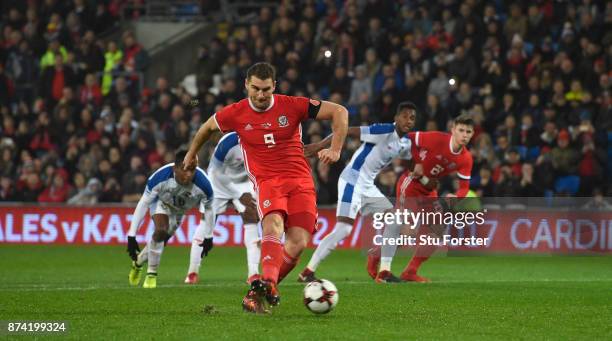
[127,150,215,288]
[184,132,261,284]
[298,102,417,283]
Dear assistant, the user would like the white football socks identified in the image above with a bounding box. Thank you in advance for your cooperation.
[243,223,261,277]
[307,221,353,271]
[379,223,401,272]
[187,240,203,274]
[147,239,164,274]
[136,245,148,267]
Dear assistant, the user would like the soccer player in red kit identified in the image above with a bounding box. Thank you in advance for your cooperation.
[367,114,475,282]
[183,62,348,313]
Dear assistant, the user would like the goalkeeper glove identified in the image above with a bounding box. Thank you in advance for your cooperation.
[127,236,140,261]
[200,238,213,257]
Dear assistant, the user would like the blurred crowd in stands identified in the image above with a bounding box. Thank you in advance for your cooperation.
[0,0,611,205]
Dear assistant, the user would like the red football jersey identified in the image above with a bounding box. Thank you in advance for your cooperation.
[214,94,315,182]
[409,131,473,181]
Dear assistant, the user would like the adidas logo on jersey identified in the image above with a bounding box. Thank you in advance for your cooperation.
[245,124,253,130]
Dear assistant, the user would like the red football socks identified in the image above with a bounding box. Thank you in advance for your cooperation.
[406,243,437,274]
[261,235,283,284]
[277,249,299,283]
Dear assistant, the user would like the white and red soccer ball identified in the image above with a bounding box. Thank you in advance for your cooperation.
[303,279,339,314]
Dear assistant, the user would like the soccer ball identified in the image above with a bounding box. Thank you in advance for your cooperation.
[303,279,339,314]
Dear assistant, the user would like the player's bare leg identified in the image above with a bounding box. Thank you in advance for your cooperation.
[299,216,353,282]
[243,212,283,313]
[143,214,169,288]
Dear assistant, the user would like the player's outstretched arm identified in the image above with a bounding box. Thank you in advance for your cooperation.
[184,116,220,170]
[304,126,360,158]
[313,101,348,164]
[195,201,216,257]
[126,191,154,260]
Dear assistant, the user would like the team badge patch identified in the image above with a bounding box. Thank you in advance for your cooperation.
[263,199,271,208]
[278,115,288,127]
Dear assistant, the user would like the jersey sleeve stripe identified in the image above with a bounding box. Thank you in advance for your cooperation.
[341,183,355,203]
[194,168,214,197]
[212,113,224,133]
[213,132,239,162]
[369,123,395,134]
[351,143,374,171]
[146,164,174,191]
[415,131,420,147]
[457,173,471,180]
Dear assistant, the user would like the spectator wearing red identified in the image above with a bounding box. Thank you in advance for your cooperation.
[29,112,56,155]
[38,173,72,203]
[40,55,76,105]
[80,73,102,107]
[0,176,16,201]
[551,130,579,177]
[426,21,453,52]
[122,31,149,76]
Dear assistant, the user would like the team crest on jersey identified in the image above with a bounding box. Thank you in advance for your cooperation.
[278,115,288,127]
[448,162,457,170]
[263,199,271,208]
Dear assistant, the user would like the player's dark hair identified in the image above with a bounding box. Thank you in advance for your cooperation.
[453,113,475,127]
[246,62,276,81]
[396,101,417,116]
[175,150,188,166]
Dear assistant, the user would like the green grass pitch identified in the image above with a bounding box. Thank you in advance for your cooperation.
[1,245,611,339]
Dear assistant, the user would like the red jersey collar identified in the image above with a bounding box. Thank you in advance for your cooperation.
[449,137,462,155]
[248,95,275,112]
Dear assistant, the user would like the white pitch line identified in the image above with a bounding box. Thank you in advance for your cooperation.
[1,278,611,292]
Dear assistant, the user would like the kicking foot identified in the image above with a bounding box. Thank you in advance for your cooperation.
[400,272,431,283]
[246,274,261,285]
[184,272,199,284]
[366,247,381,280]
[375,270,404,283]
[264,280,280,307]
[242,279,279,314]
[297,268,318,283]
